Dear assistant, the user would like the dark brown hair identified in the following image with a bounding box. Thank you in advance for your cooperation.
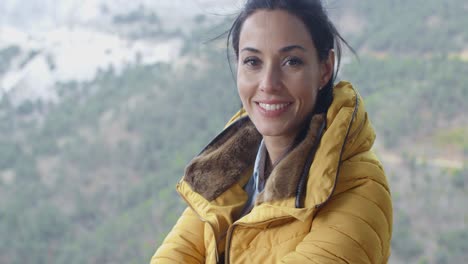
[227,0,355,113]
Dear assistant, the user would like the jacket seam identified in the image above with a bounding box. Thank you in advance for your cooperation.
[231,230,309,251]
[328,226,374,264]
[325,180,391,231]
[317,210,384,259]
[287,252,340,264]
[345,189,392,233]
[303,242,351,264]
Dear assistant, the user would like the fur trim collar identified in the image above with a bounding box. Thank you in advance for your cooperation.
[184,114,325,202]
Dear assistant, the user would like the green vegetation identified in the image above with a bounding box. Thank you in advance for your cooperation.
[391,209,423,260]
[436,229,468,264]
[436,127,468,155]
[341,0,468,54]
[341,55,468,148]
[0,15,238,263]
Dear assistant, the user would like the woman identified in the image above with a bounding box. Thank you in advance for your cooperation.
[152,0,392,263]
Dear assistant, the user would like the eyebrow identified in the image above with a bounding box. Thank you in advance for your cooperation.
[240,45,307,54]
[280,45,306,53]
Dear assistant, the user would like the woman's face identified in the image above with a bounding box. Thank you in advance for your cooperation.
[237,9,333,143]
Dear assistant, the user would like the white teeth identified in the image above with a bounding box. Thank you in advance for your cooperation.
[259,103,289,111]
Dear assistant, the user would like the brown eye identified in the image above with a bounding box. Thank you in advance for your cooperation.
[243,57,261,67]
[283,57,304,67]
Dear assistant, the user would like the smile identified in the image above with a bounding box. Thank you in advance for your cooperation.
[258,102,291,111]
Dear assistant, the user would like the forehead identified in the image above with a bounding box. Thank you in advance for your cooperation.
[239,9,314,51]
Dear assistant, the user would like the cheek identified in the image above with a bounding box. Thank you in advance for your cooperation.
[237,82,250,108]
[299,70,321,96]
[291,79,320,112]
[302,82,319,101]
[306,89,320,113]
[237,69,257,88]
[237,73,255,103]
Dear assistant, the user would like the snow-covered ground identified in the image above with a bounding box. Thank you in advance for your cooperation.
[0,0,242,103]
[0,0,242,33]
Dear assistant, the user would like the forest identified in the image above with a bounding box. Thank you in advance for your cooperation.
[0,0,466,263]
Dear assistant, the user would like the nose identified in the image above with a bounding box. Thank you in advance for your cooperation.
[259,64,281,93]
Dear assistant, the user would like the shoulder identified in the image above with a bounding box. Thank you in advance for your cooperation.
[334,148,390,195]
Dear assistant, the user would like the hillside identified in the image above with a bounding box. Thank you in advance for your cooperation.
[0,1,466,263]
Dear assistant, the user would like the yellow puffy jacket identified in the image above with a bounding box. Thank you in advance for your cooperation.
[151,81,393,264]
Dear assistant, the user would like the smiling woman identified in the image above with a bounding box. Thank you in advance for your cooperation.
[151,0,392,264]
[236,10,333,164]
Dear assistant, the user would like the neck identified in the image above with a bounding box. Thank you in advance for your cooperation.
[263,134,296,165]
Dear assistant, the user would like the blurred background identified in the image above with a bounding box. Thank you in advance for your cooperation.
[0,0,466,263]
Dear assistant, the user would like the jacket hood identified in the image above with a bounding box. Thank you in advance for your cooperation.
[304,81,376,208]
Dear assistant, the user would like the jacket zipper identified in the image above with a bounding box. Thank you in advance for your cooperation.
[224,216,292,264]
[178,191,220,263]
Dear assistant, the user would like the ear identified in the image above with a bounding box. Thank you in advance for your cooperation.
[319,49,335,88]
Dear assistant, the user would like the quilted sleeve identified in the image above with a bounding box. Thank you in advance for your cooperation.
[150,207,205,264]
[280,178,392,264]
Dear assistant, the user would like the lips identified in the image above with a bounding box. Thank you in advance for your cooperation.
[258,102,290,111]
[255,101,292,117]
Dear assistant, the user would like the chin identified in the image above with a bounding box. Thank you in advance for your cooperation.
[255,125,287,138]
